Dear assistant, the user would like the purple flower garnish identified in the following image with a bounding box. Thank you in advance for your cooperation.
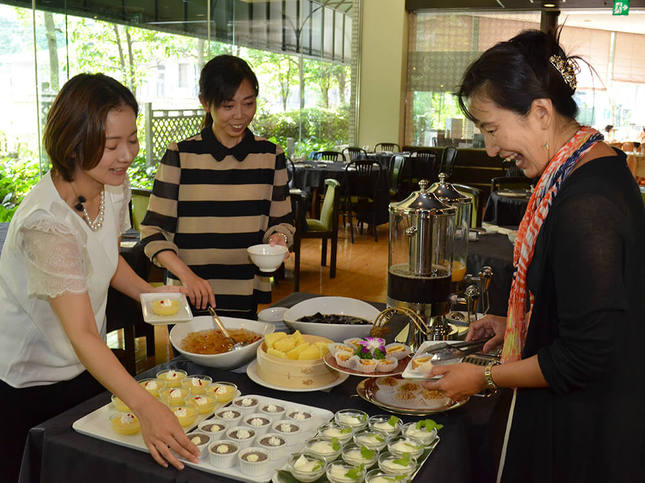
[356,337,386,360]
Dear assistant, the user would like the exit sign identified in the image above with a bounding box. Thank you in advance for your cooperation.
[613,0,630,15]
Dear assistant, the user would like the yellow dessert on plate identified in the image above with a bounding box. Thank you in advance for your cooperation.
[189,395,216,414]
[151,297,180,316]
[173,406,198,428]
[111,394,130,412]
[156,369,187,388]
[206,382,237,403]
[110,413,140,435]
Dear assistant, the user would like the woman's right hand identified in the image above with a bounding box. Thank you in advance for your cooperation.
[179,271,215,310]
[137,398,200,470]
[466,314,507,353]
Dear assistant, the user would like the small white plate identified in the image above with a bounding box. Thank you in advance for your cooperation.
[246,360,349,392]
[140,292,193,325]
[258,307,287,323]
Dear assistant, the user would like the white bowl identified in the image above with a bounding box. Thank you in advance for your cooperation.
[283,296,380,341]
[257,306,288,323]
[247,244,288,272]
[169,316,274,369]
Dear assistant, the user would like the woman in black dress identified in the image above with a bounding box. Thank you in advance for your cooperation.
[425,30,645,482]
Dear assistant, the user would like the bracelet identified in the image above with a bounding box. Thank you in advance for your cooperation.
[272,232,289,245]
[484,361,501,391]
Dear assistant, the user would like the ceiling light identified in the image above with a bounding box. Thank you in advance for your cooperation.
[543,3,557,7]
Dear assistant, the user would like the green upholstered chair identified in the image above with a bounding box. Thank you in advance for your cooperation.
[130,188,152,231]
[293,179,341,291]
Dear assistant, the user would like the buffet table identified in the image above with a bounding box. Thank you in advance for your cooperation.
[20,292,512,483]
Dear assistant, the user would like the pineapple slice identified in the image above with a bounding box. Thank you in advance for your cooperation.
[287,342,311,360]
[314,341,330,356]
[298,345,322,360]
[265,332,288,348]
[273,336,297,352]
[267,347,288,359]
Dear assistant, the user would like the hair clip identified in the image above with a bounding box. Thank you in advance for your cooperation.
[549,55,579,92]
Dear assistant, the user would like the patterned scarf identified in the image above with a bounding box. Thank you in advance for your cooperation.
[501,126,604,362]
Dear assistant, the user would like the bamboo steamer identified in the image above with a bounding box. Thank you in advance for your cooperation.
[256,334,337,389]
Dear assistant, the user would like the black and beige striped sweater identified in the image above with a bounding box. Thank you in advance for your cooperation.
[140,127,294,312]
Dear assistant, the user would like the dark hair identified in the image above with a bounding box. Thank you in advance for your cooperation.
[605,124,614,133]
[43,73,138,182]
[457,30,579,124]
[199,55,259,128]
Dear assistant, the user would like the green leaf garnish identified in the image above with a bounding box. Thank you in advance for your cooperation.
[373,348,386,359]
[345,464,365,480]
[312,461,323,471]
[387,415,400,427]
[393,453,411,466]
[360,413,367,422]
[416,418,444,432]
[340,427,353,434]
[375,434,385,442]
[360,445,375,459]
[331,437,341,451]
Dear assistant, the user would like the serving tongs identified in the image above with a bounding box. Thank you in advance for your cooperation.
[207,305,247,351]
[417,337,491,365]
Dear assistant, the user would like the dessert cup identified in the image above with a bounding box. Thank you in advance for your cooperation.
[243,414,273,436]
[181,375,212,395]
[326,461,365,483]
[138,378,165,398]
[288,453,326,482]
[365,468,410,483]
[304,437,342,463]
[172,406,197,428]
[257,432,288,461]
[387,436,424,459]
[225,426,256,449]
[402,421,439,445]
[188,394,216,415]
[377,451,417,478]
[186,432,212,459]
[160,387,189,407]
[111,394,130,412]
[369,414,402,439]
[198,420,228,440]
[208,440,239,468]
[259,402,286,419]
[341,442,378,468]
[214,408,243,425]
[232,396,260,414]
[286,410,313,431]
[238,447,271,477]
[110,413,140,435]
[334,409,368,431]
[271,419,302,445]
[353,429,389,451]
[156,369,187,388]
[317,422,354,444]
[206,382,237,403]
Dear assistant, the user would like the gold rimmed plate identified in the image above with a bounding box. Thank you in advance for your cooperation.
[323,352,410,378]
[356,377,468,416]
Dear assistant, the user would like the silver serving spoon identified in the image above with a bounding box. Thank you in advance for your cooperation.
[207,305,247,351]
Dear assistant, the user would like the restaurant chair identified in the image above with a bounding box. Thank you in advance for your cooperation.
[342,147,368,162]
[375,142,400,152]
[312,150,344,161]
[344,160,382,242]
[130,188,152,231]
[387,154,410,201]
[292,179,340,291]
[408,151,440,191]
[440,146,458,176]
[491,176,532,193]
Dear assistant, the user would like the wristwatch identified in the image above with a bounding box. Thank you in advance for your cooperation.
[484,361,501,391]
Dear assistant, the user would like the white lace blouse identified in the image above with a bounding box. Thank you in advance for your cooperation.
[0,172,130,388]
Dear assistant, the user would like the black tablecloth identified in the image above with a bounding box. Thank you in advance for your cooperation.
[483,191,530,226]
[21,292,512,483]
[467,233,514,317]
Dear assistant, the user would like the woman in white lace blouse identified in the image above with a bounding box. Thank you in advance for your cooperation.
[0,74,199,481]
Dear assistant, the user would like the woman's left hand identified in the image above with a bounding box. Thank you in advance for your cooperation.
[268,233,290,260]
[422,362,488,401]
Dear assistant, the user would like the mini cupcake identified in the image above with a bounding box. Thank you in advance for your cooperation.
[188,394,216,415]
[288,453,326,482]
[238,447,271,477]
[111,394,130,412]
[225,426,256,449]
[317,423,354,444]
[155,369,187,388]
[271,420,301,445]
[375,376,400,395]
[187,432,211,458]
[208,440,239,468]
[232,396,260,414]
[182,375,212,395]
[160,387,189,407]
[206,382,237,403]
[110,412,140,435]
[376,357,398,373]
[384,343,411,360]
[326,461,366,483]
[243,414,273,436]
[257,433,288,461]
[353,429,388,451]
[334,351,356,369]
[214,408,243,425]
[138,378,164,398]
[329,343,354,357]
[356,358,378,374]
[343,337,363,350]
[173,406,197,428]
[419,389,451,409]
[334,409,368,431]
[198,420,228,440]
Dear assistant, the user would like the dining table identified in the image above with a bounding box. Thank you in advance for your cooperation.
[20,291,512,483]
[482,190,531,226]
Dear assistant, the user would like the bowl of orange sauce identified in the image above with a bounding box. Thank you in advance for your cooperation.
[170,316,275,369]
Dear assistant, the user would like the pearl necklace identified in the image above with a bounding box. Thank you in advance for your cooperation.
[74,190,105,231]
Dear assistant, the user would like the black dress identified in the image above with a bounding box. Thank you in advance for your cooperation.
[501,152,645,483]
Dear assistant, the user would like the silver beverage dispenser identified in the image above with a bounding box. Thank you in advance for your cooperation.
[387,180,456,343]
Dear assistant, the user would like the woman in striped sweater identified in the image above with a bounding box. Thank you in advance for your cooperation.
[141,55,294,318]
